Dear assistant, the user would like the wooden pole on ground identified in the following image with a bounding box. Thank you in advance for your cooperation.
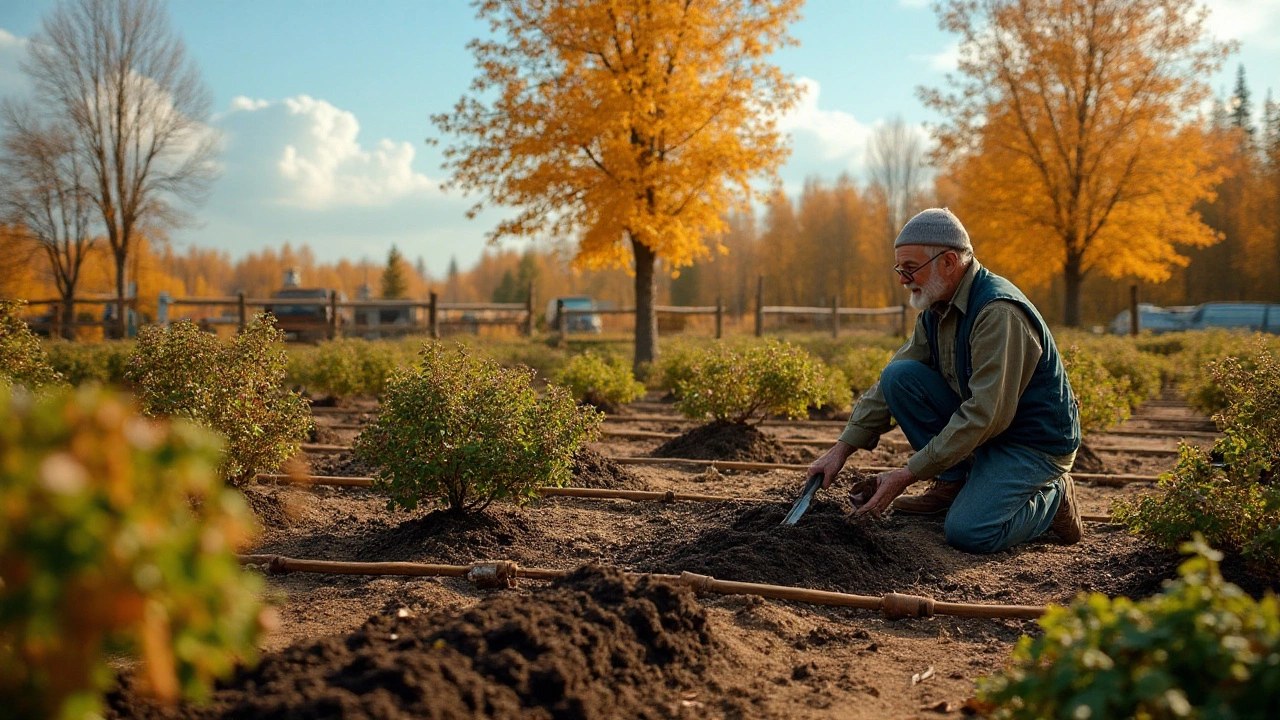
[557,299,567,343]
[328,291,339,339]
[524,281,535,336]
[755,275,764,337]
[715,295,723,340]
[1129,284,1139,337]
[831,295,840,338]
[428,291,439,339]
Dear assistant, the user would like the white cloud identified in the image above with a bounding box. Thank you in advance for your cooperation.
[777,77,875,169]
[0,28,31,98]
[1204,0,1280,48]
[916,40,960,72]
[221,94,436,209]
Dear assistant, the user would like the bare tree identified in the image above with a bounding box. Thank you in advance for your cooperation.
[0,103,97,338]
[21,0,217,336]
[867,116,929,235]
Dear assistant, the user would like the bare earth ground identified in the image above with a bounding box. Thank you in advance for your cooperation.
[110,396,1271,719]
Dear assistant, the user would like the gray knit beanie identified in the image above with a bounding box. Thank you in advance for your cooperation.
[894,208,972,251]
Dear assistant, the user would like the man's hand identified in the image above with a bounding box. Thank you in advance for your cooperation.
[852,467,917,518]
[808,441,856,489]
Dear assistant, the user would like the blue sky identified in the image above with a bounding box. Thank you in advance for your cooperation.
[2,0,1279,277]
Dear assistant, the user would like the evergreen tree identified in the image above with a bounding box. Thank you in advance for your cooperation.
[1230,64,1253,140]
[381,245,408,298]
[492,269,519,303]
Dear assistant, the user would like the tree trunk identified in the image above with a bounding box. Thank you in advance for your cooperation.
[1063,251,1083,327]
[60,298,76,340]
[632,236,659,376]
[114,251,128,339]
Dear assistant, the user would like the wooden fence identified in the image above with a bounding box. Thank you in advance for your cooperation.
[11,296,137,338]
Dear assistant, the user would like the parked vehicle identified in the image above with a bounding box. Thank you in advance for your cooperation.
[1108,304,1192,335]
[264,288,346,342]
[545,296,603,334]
[1184,302,1280,333]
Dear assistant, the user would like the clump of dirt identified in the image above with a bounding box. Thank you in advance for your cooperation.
[106,566,721,720]
[572,447,644,490]
[579,393,619,415]
[241,486,290,528]
[639,499,916,593]
[307,423,345,444]
[1073,442,1105,473]
[308,452,378,478]
[352,507,542,565]
[651,421,803,464]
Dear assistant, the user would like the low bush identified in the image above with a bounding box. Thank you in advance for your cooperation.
[288,338,409,397]
[1061,344,1130,434]
[829,346,896,399]
[1114,345,1280,568]
[555,351,645,409]
[0,385,267,719]
[651,341,703,397]
[353,343,602,514]
[1172,331,1280,415]
[0,299,63,390]
[674,340,827,424]
[43,339,133,386]
[126,316,312,485]
[814,365,853,415]
[977,535,1280,720]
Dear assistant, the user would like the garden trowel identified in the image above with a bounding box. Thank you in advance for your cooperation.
[781,473,823,526]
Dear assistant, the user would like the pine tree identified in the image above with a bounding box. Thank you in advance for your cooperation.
[1230,64,1253,140]
[381,245,408,299]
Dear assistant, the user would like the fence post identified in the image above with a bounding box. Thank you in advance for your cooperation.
[715,295,723,340]
[754,275,764,337]
[428,292,439,339]
[52,302,62,339]
[831,295,840,338]
[328,291,338,339]
[899,305,909,337]
[237,291,247,331]
[557,299,567,343]
[1129,284,1139,337]
[524,281,536,336]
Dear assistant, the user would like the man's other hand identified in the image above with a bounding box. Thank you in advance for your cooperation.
[852,467,917,518]
[808,441,856,489]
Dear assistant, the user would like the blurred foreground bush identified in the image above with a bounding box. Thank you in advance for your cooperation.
[354,344,601,514]
[555,351,645,410]
[1115,345,1280,568]
[126,316,311,485]
[0,299,63,390]
[0,386,266,720]
[675,340,827,424]
[978,535,1280,719]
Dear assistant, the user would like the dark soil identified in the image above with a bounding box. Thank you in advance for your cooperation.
[309,452,379,478]
[651,421,803,464]
[580,393,620,415]
[571,448,644,490]
[352,508,544,565]
[106,566,726,720]
[1073,442,1106,473]
[308,424,346,444]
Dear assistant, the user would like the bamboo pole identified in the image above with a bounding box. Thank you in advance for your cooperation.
[236,555,1049,619]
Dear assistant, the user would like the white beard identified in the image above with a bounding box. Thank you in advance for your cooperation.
[907,271,949,311]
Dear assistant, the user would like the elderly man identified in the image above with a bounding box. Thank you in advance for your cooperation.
[808,208,1082,553]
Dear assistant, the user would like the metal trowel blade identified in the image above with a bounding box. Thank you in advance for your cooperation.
[781,473,823,526]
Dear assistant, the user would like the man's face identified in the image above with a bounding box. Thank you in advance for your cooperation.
[895,245,954,310]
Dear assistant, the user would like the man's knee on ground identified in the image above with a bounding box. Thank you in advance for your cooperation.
[943,515,1006,554]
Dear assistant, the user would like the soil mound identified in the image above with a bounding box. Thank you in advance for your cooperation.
[572,447,644,490]
[307,423,346,444]
[651,421,803,464]
[1073,442,1105,473]
[309,452,378,478]
[639,500,913,593]
[354,508,541,564]
[241,486,290,528]
[107,566,718,720]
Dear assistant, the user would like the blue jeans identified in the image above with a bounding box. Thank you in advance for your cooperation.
[879,360,1068,554]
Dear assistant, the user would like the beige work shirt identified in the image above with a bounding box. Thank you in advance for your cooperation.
[839,261,1075,480]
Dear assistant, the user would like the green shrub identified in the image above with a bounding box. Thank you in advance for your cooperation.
[829,346,895,398]
[0,299,63,390]
[0,385,266,719]
[288,338,408,397]
[353,343,602,514]
[126,316,312,485]
[1061,344,1130,434]
[652,341,703,397]
[555,351,645,408]
[43,340,133,386]
[1171,331,1280,416]
[1114,346,1280,568]
[978,535,1280,720]
[675,340,827,424]
[814,365,853,414]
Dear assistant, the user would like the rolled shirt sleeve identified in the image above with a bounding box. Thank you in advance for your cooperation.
[905,302,1043,480]
[838,312,933,450]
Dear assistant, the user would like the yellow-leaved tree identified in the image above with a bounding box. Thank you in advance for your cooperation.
[434,0,803,371]
[923,0,1234,326]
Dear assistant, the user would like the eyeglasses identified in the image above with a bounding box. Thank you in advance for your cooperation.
[893,249,952,283]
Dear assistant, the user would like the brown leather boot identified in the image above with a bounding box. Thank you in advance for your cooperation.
[1048,474,1082,544]
[890,480,965,516]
